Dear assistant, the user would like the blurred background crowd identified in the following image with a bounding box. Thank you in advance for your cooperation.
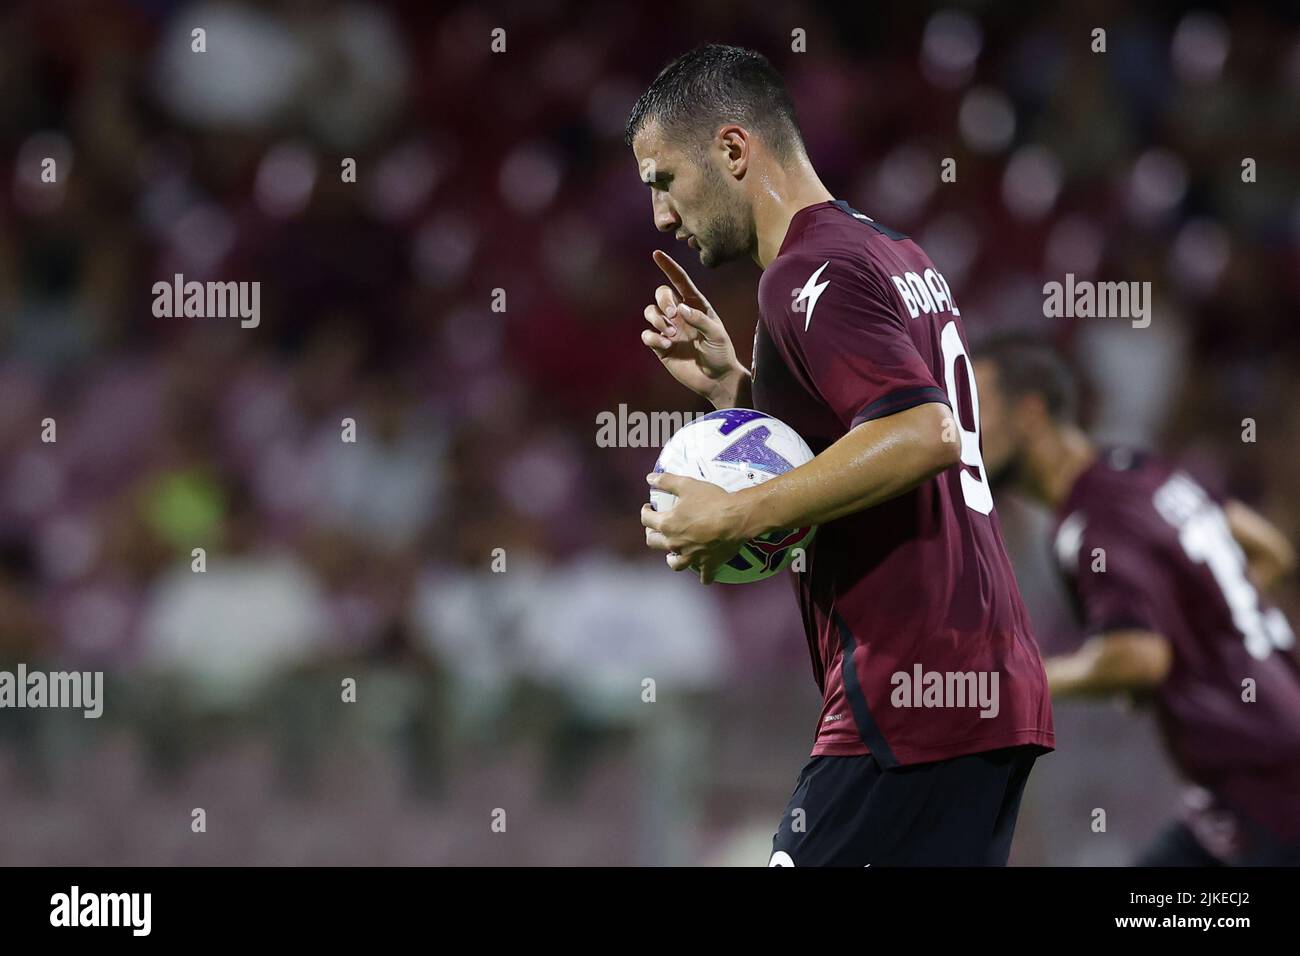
[0,0,1297,864]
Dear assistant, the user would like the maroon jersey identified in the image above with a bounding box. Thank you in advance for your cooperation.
[1055,448,1300,840]
[752,199,1054,765]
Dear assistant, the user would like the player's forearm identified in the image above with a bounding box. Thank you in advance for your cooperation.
[1044,652,1110,697]
[1046,632,1171,697]
[1047,654,1147,697]
[737,402,959,535]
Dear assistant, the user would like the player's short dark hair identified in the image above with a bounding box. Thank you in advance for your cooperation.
[624,44,806,165]
[973,332,1079,424]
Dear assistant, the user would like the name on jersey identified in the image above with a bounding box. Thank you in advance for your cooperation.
[890,269,960,319]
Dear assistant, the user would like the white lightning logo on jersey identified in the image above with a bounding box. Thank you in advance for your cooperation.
[796,261,831,331]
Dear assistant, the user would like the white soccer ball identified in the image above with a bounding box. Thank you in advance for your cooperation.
[650,408,817,583]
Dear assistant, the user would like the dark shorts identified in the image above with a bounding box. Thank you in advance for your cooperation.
[769,745,1040,866]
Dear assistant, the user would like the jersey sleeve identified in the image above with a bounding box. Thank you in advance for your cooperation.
[1060,512,1162,636]
[760,254,949,432]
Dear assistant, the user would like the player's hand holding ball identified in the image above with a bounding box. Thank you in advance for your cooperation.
[642,410,817,584]
[642,472,751,584]
[642,250,751,410]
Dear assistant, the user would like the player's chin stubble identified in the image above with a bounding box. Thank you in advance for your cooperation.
[696,211,749,267]
[692,162,752,267]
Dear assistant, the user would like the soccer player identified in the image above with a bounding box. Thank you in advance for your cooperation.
[972,335,1300,865]
[627,45,1054,866]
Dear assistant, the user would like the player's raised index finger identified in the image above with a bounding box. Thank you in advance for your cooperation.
[653,249,703,301]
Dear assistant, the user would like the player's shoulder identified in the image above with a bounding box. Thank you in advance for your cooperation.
[768,202,960,318]
[790,200,934,275]
[760,249,838,297]
[768,201,897,273]
[1072,447,1169,504]
[758,243,884,324]
[1096,447,1176,498]
[1055,448,1171,558]
[769,204,904,265]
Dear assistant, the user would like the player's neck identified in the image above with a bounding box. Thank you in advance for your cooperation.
[1029,426,1096,509]
[752,158,835,269]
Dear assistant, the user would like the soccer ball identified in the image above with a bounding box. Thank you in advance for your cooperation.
[650,408,817,583]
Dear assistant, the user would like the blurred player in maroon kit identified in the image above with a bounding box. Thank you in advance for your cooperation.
[973,336,1300,866]
[626,45,1053,866]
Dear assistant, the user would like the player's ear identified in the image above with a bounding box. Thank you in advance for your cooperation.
[717,125,749,177]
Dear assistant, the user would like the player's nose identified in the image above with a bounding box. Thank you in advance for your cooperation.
[652,191,679,233]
